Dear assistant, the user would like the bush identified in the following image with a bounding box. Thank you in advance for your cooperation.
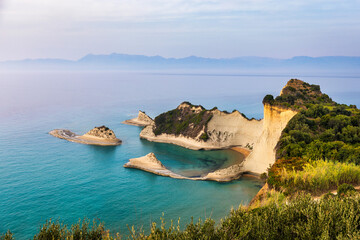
[33,218,105,240]
[260,172,267,180]
[268,160,360,194]
[337,183,356,196]
[263,94,274,105]
[200,132,209,141]
[0,231,13,240]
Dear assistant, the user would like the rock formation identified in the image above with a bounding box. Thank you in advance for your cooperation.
[124,152,246,182]
[138,80,313,175]
[122,111,154,126]
[140,103,262,150]
[83,125,118,139]
[49,126,122,146]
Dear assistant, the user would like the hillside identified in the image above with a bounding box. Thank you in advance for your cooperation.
[1,54,360,74]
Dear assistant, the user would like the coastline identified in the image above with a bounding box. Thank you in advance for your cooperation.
[124,149,254,182]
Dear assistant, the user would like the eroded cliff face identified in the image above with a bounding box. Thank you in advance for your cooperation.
[243,104,298,174]
[206,110,263,149]
[140,106,263,150]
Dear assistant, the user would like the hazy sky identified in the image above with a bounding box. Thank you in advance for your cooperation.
[0,0,359,61]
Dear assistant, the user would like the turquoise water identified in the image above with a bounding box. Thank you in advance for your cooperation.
[0,72,359,239]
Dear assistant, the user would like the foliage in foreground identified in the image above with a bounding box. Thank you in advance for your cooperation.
[269,159,360,194]
[3,195,360,239]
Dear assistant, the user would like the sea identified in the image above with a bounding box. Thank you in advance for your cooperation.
[1,71,360,239]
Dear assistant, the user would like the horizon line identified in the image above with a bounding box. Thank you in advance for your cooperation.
[2,53,360,63]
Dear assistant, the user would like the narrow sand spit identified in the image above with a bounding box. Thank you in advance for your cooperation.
[124,152,248,182]
[49,129,122,146]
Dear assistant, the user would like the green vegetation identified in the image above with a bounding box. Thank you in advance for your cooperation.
[4,194,360,239]
[264,79,360,194]
[33,219,107,240]
[269,160,360,194]
[153,102,213,141]
[262,94,274,105]
[277,104,360,164]
[269,79,334,109]
[337,183,356,196]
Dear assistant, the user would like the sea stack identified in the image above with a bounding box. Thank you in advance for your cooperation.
[122,111,154,126]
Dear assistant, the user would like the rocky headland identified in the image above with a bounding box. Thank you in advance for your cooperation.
[122,111,154,126]
[139,98,297,175]
[135,79,333,178]
[49,125,122,146]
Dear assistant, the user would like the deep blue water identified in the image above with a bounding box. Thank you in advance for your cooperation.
[0,71,360,239]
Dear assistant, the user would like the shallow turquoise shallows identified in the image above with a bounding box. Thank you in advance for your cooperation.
[0,72,359,239]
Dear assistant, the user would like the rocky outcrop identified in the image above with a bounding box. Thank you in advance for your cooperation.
[83,125,118,140]
[49,126,122,146]
[122,111,154,126]
[124,152,246,182]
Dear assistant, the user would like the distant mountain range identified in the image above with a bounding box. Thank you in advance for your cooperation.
[1,53,360,75]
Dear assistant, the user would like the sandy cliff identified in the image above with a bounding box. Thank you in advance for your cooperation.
[140,108,262,150]
[242,104,297,174]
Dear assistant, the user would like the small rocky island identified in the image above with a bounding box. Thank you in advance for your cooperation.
[49,125,122,146]
[122,110,154,126]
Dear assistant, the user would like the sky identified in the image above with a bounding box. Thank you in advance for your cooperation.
[0,0,359,61]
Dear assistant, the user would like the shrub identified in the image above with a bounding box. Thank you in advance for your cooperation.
[33,218,105,240]
[337,183,356,196]
[263,94,274,105]
[200,132,209,141]
[0,231,13,240]
[260,172,268,180]
[276,160,360,194]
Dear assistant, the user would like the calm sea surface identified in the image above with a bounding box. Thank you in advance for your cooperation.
[1,71,359,239]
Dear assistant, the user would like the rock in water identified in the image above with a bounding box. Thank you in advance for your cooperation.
[85,125,118,139]
[49,125,122,146]
[122,111,154,126]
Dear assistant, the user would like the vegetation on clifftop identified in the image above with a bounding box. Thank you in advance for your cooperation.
[263,79,360,195]
[263,79,334,109]
[153,102,213,140]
